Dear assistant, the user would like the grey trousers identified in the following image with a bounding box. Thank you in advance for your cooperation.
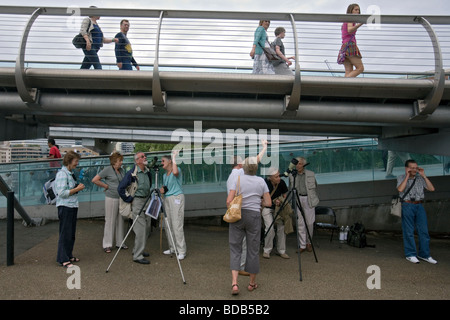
[296,196,315,249]
[163,194,186,255]
[131,197,151,260]
[229,209,261,274]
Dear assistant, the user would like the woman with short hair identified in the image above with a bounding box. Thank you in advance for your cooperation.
[227,157,272,295]
[92,152,126,253]
[54,151,85,268]
[160,151,186,260]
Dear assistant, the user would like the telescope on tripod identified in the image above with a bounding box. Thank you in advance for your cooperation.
[106,155,186,285]
[263,158,318,281]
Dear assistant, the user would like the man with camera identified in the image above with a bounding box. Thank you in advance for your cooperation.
[397,159,437,264]
[118,152,152,264]
[288,157,319,253]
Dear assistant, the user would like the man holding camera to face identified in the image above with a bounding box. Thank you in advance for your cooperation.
[397,159,437,264]
[118,152,152,264]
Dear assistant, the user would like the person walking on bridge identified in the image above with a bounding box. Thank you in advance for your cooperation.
[340,3,364,77]
[115,19,140,71]
[250,20,275,75]
[79,7,118,70]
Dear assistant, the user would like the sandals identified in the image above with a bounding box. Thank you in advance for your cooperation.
[104,247,112,253]
[231,283,258,295]
[231,284,240,295]
[69,257,80,262]
[61,261,74,268]
[248,283,258,292]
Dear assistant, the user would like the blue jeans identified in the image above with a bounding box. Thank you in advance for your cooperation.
[119,58,133,70]
[401,202,430,258]
[81,48,102,69]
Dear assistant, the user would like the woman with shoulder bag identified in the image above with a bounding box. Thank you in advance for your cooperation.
[227,157,272,295]
[250,20,275,75]
[339,3,364,77]
[80,7,118,69]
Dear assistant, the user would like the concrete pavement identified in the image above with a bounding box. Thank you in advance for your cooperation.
[0,218,449,301]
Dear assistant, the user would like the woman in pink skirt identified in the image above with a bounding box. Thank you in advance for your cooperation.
[341,3,364,77]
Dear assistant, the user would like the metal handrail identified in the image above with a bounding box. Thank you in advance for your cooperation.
[0,5,449,123]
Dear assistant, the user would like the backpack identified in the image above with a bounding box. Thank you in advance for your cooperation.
[43,178,57,205]
[347,222,375,248]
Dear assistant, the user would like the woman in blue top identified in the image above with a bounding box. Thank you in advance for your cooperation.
[160,150,186,260]
[80,8,118,69]
[249,20,275,74]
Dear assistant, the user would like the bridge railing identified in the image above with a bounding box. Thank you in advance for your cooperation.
[0,138,448,212]
[0,6,449,76]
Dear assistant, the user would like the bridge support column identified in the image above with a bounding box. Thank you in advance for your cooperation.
[81,138,117,155]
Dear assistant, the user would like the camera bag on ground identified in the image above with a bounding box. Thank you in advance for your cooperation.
[347,222,375,248]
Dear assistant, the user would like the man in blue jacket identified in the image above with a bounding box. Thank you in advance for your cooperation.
[115,19,140,71]
[118,152,152,264]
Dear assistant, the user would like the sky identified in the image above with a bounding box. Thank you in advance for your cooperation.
[2,0,450,16]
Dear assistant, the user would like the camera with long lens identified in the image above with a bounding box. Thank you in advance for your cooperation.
[283,158,299,177]
[283,158,309,177]
[147,156,163,169]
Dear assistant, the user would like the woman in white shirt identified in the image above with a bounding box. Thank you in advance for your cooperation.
[227,157,271,295]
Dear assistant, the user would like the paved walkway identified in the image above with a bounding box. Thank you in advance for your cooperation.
[0,219,449,302]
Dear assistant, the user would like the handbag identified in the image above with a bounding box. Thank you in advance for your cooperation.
[390,177,416,218]
[72,19,91,49]
[259,40,281,62]
[223,176,243,223]
[337,34,355,65]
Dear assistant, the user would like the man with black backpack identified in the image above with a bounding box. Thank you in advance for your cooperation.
[397,160,437,264]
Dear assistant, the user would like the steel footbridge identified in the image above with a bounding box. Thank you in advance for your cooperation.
[0,6,449,155]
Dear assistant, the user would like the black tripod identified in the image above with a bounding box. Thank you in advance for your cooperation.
[106,165,186,285]
[262,169,318,281]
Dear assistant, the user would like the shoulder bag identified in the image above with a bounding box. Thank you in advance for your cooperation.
[72,19,91,49]
[258,40,281,62]
[223,176,243,223]
[337,34,355,65]
[119,166,139,219]
[390,177,416,218]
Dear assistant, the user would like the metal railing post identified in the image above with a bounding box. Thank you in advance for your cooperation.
[283,14,301,116]
[15,7,45,106]
[410,16,445,121]
[7,191,15,266]
[152,10,167,111]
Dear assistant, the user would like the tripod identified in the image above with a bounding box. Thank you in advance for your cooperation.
[106,166,186,285]
[262,169,318,281]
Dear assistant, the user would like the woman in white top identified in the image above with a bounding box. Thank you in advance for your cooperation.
[226,156,271,295]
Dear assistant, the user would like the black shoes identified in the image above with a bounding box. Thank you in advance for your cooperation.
[133,258,150,264]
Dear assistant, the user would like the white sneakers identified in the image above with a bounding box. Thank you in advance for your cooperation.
[406,256,420,263]
[406,256,437,264]
[418,256,437,264]
[163,249,185,260]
